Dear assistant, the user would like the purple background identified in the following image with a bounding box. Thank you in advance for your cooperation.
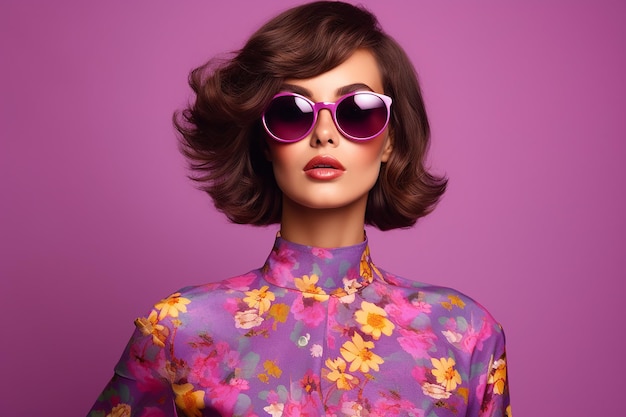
[1,1,624,416]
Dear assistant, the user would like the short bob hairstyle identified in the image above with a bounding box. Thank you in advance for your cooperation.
[174,1,447,231]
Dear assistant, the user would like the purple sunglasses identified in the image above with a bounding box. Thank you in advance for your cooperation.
[262,91,393,143]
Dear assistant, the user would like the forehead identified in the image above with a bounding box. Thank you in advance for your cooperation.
[284,49,384,100]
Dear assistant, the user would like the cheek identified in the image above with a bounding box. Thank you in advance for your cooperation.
[357,135,391,166]
[266,144,301,184]
[268,145,292,169]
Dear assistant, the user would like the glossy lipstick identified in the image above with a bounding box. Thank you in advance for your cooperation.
[304,155,345,180]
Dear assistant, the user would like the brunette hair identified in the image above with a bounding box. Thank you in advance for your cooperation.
[174,1,447,230]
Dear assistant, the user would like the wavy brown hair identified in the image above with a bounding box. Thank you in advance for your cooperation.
[174,1,447,230]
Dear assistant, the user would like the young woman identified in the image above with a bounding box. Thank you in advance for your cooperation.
[89,2,511,416]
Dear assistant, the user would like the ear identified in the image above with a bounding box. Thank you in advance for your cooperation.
[380,133,393,163]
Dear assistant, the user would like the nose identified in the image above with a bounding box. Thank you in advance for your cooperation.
[310,108,339,147]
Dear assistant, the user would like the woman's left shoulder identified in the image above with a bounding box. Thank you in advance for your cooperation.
[376,268,504,328]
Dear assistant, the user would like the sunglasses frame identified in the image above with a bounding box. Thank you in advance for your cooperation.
[262,91,393,143]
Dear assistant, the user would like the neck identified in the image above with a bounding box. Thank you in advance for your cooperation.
[280,197,367,248]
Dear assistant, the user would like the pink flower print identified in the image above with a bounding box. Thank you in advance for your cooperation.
[223,297,239,314]
[266,390,280,404]
[341,401,364,417]
[312,247,333,259]
[461,326,480,353]
[443,317,457,331]
[462,319,493,353]
[345,268,359,281]
[268,265,294,287]
[230,378,249,391]
[477,370,496,415]
[385,290,424,326]
[265,244,297,286]
[209,381,244,413]
[372,281,389,297]
[224,272,257,291]
[138,407,167,417]
[397,328,437,359]
[127,343,167,393]
[222,349,241,369]
[411,300,432,314]
[371,398,424,417]
[188,354,221,388]
[276,397,320,417]
[282,400,304,417]
[273,244,296,267]
[411,365,427,383]
[381,272,403,286]
[291,296,326,327]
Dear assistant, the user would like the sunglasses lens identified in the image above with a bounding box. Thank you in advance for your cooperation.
[337,93,388,139]
[264,95,314,141]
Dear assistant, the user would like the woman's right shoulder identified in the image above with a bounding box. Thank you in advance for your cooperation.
[132,270,264,338]
[155,269,263,307]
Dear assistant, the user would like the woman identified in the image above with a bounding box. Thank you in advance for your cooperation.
[89,2,511,416]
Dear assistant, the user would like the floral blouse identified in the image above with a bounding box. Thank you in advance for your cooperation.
[89,236,511,417]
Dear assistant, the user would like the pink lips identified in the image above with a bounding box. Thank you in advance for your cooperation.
[304,155,346,180]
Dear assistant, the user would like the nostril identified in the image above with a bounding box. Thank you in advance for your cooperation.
[315,137,335,145]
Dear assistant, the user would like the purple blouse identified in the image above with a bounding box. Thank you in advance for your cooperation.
[89,236,511,417]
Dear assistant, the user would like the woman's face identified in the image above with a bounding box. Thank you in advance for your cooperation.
[266,49,393,215]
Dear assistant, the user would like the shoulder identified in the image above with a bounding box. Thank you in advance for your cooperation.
[376,267,504,332]
[142,270,264,321]
[132,270,265,339]
[167,269,263,300]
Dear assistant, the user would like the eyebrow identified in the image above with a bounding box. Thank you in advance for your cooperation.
[280,82,374,99]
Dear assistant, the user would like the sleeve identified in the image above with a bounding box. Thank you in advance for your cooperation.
[475,322,512,417]
[87,309,177,417]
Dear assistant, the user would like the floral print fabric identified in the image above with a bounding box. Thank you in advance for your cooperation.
[89,236,511,417]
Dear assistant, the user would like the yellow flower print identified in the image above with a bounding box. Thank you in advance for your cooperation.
[340,332,384,373]
[360,252,373,281]
[294,274,329,301]
[354,301,395,339]
[243,285,275,315]
[258,373,270,383]
[325,357,359,390]
[173,383,205,417]
[431,357,462,392]
[268,303,289,328]
[506,405,512,417]
[457,387,469,403]
[441,294,466,310]
[359,247,381,283]
[105,403,131,417]
[134,310,169,347]
[263,359,283,378]
[489,358,508,395]
[154,293,191,320]
[449,295,466,308]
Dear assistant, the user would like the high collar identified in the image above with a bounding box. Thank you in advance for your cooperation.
[262,234,381,298]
